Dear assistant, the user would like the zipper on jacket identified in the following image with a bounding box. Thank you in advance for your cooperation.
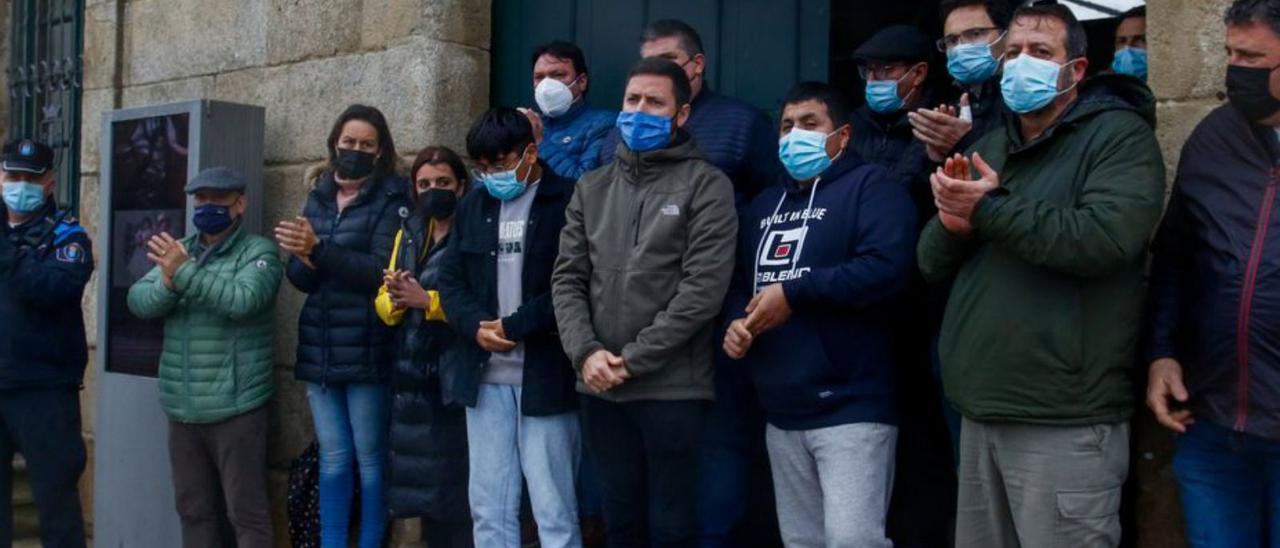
[1234,169,1280,432]
[230,326,240,399]
[320,210,343,387]
[633,198,646,247]
[184,311,192,418]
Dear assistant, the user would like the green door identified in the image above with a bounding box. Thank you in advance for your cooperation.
[492,0,830,120]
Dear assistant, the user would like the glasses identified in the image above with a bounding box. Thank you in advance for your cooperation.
[468,152,525,181]
[469,165,504,182]
[857,63,911,81]
[936,27,1001,51]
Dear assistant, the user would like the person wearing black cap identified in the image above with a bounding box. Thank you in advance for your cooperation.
[850,27,960,548]
[0,138,93,548]
[127,166,283,548]
[851,24,937,206]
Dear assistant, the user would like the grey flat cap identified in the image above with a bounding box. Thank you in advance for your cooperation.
[185,166,248,193]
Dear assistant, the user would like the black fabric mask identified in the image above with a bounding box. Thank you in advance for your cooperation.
[192,204,235,235]
[1227,64,1280,122]
[334,148,377,180]
[419,188,458,221]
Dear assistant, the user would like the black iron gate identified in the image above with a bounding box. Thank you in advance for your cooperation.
[8,0,84,212]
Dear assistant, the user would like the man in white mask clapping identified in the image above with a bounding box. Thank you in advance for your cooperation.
[520,40,617,180]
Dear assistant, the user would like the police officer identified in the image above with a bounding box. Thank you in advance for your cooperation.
[0,138,93,548]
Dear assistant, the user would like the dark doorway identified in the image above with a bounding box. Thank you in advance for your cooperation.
[492,1,1143,134]
[491,0,829,121]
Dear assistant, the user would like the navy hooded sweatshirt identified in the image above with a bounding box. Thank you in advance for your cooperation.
[725,151,919,430]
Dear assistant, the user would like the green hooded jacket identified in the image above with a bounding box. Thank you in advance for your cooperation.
[127,226,283,424]
[917,75,1166,425]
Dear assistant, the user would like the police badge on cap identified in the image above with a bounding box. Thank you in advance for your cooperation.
[2,139,54,175]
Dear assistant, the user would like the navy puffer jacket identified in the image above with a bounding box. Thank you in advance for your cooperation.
[288,170,410,385]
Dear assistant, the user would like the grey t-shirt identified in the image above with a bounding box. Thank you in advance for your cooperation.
[483,181,539,385]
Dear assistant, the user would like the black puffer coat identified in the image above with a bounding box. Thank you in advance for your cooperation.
[384,216,471,521]
[288,170,409,385]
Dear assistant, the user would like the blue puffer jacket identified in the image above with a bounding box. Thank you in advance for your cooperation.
[1146,104,1280,441]
[539,101,616,180]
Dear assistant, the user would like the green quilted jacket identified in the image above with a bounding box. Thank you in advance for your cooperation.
[127,227,283,423]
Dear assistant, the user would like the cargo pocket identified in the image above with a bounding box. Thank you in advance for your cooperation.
[1056,486,1122,547]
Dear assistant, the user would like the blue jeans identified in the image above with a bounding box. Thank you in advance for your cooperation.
[307,382,389,548]
[1174,421,1280,548]
[466,384,581,548]
[697,359,776,548]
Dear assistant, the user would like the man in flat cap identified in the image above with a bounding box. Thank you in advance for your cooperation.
[852,25,962,548]
[0,138,93,548]
[851,24,939,203]
[128,166,282,548]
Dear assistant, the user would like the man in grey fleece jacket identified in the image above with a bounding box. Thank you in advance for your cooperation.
[551,57,737,546]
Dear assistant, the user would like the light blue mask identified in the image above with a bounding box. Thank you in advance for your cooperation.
[1001,54,1076,114]
[1111,47,1148,81]
[778,127,839,181]
[947,40,1002,85]
[480,146,529,202]
[2,181,45,214]
[617,111,674,152]
[865,79,905,114]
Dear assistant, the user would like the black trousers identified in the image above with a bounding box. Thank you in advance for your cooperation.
[581,396,707,548]
[0,387,87,548]
[422,516,475,548]
[169,405,272,548]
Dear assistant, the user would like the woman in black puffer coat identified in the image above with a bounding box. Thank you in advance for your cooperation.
[375,146,474,547]
[276,104,409,548]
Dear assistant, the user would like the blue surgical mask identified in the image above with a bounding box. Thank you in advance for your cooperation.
[617,111,674,152]
[778,127,840,181]
[1112,47,1148,81]
[1001,54,1077,114]
[947,38,1002,85]
[192,203,235,235]
[480,146,530,202]
[865,79,905,114]
[2,181,45,214]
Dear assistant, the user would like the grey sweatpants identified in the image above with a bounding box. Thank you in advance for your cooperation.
[765,422,897,548]
[955,417,1129,548]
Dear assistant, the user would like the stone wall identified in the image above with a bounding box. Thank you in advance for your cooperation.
[78,1,492,545]
[1135,1,1231,547]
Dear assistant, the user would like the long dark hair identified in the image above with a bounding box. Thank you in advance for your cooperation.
[325,104,398,178]
[407,146,469,207]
